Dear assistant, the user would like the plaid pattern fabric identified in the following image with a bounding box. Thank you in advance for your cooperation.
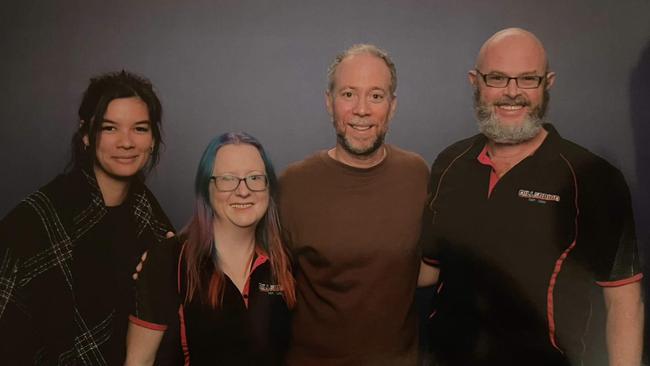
[0,168,172,365]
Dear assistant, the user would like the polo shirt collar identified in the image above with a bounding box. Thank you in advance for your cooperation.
[251,248,270,273]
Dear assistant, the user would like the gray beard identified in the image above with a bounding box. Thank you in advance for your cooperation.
[336,130,385,156]
[474,89,549,145]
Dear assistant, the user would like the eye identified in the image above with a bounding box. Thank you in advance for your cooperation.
[135,125,151,133]
[101,125,117,132]
[341,90,354,99]
[487,74,506,82]
[249,175,266,181]
[520,76,539,82]
[219,175,237,182]
[370,93,385,102]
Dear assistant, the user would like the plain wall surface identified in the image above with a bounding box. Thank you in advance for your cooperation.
[1,0,649,355]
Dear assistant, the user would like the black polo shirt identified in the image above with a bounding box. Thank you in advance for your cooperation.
[421,124,642,366]
[131,240,291,366]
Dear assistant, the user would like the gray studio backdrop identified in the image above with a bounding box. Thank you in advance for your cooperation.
[1,0,649,342]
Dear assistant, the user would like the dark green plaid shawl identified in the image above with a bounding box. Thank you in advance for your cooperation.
[0,168,172,365]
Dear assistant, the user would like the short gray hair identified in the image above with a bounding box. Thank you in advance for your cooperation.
[327,44,397,97]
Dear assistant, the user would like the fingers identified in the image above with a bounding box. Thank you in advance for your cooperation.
[132,251,149,280]
[131,233,174,281]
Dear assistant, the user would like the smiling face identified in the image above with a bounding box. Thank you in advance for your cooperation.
[85,97,154,185]
[326,53,397,162]
[469,30,555,144]
[210,144,269,231]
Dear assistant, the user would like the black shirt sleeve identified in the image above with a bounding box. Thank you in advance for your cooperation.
[131,237,181,329]
[421,149,458,265]
[574,160,642,284]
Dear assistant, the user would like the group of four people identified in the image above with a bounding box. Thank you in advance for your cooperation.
[0,27,644,365]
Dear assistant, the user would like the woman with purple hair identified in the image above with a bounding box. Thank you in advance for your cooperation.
[126,132,296,365]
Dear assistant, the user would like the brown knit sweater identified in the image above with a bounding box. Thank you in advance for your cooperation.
[279,145,429,366]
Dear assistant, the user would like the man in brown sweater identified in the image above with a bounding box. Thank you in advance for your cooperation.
[279,44,429,365]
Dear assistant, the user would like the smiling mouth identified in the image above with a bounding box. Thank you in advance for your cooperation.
[349,124,372,131]
[497,105,525,111]
[113,156,138,162]
[230,203,253,208]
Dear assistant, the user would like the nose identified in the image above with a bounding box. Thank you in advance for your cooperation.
[234,178,251,197]
[504,78,521,98]
[353,96,370,116]
[118,131,135,149]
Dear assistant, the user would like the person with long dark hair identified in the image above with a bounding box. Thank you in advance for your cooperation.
[127,132,296,365]
[0,71,173,364]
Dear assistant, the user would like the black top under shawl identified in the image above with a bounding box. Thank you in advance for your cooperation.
[0,168,173,365]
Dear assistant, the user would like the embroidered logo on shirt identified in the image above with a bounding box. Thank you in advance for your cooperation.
[258,282,284,295]
[518,189,560,203]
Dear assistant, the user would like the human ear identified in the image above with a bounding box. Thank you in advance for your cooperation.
[545,71,556,90]
[325,91,334,116]
[468,70,479,87]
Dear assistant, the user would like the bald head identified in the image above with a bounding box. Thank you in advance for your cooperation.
[469,28,556,144]
[476,28,549,72]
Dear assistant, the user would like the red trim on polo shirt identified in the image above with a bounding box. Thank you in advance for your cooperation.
[547,154,580,353]
[179,305,190,366]
[178,244,191,366]
[241,251,269,308]
[422,257,440,266]
[596,273,644,287]
[128,315,168,331]
[477,145,499,197]
[546,240,576,353]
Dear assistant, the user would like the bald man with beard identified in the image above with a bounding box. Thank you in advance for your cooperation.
[418,28,644,365]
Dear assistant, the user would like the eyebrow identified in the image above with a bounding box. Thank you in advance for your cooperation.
[488,70,541,76]
[101,119,151,124]
[214,170,265,176]
[338,86,387,92]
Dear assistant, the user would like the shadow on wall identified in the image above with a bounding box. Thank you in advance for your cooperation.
[629,38,650,360]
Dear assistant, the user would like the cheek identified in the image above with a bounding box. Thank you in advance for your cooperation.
[139,134,154,150]
[93,142,111,163]
[528,91,544,104]
[258,194,270,213]
[209,190,227,213]
[480,90,500,104]
[377,104,392,119]
[333,101,353,119]
[261,193,270,206]
[94,135,109,153]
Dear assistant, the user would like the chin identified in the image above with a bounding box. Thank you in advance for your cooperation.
[346,140,379,155]
[229,215,263,229]
[108,167,142,179]
[233,221,260,230]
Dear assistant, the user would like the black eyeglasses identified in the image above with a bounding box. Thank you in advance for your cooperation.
[210,174,268,192]
[475,69,546,89]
